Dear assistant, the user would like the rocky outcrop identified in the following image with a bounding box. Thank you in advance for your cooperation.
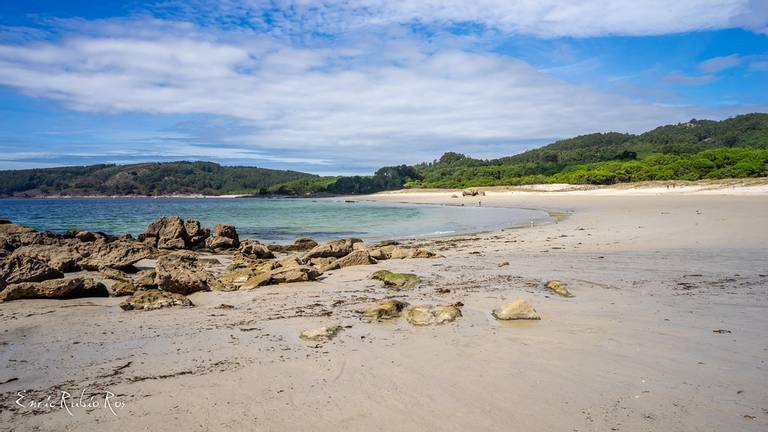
[184,220,210,248]
[299,325,342,342]
[545,280,573,297]
[119,290,193,311]
[270,265,321,284]
[205,224,239,250]
[239,240,274,259]
[462,189,485,196]
[144,216,189,249]
[303,238,362,260]
[154,252,212,295]
[78,239,152,270]
[492,299,540,320]
[405,304,462,326]
[109,281,137,297]
[10,244,82,272]
[0,278,108,302]
[267,237,318,253]
[363,299,409,320]
[1,255,63,287]
[369,270,420,289]
[321,250,376,272]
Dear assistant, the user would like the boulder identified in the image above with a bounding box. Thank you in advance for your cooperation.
[99,267,130,282]
[1,255,63,287]
[213,268,260,291]
[239,240,274,259]
[0,223,60,249]
[323,250,376,272]
[363,299,409,320]
[371,244,410,260]
[405,304,462,326]
[78,239,152,270]
[135,271,157,289]
[288,237,318,251]
[270,265,321,284]
[299,325,342,342]
[492,299,540,320]
[276,255,303,268]
[410,248,439,259]
[369,270,420,289]
[307,257,336,269]
[145,216,188,249]
[303,238,362,260]
[10,245,82,272]
[205,224,239,250]
[109,281,137,297]
[240,272,273,289]
[184,219,210,248]
[154,252,212,295]
[0,278,108,302]
[119,290,193,311]
[545,280,573,297]
[74,231,108,242]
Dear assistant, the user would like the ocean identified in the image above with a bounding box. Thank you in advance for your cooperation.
[0,197,551,243]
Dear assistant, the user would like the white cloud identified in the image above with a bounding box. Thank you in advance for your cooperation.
[171,0,767,37]
[699,54,743,73]
[0,19,758,170]
[663,71,716,85]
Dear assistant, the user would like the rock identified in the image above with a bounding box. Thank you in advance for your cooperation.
[288,237,318,251]
[154,252,212,295]
[299,325,342,342]
[545,280,573,297]
[135,271,157,289]
[119,290,193,311]
[1,255,63,287]
[405,304,462,326]
[308,257,336,269]
[145,216,189,249]
[0,223,60,250]
[109,281,137,297]
[270,265,321,284]
[303,238,362,259]
[369,270,420,289]
[79,240,152,270]
[492,299,540,320]
[498,261,510,267]
[99,267,130,282]
[205,224,239,250]
[363,299,409,320]
[410,248,439,259]
[10,245,82,272]
[240,272,273,289]
[214,268,260,291]
[0,278,108,302]
[0,249,8,259]
[324,250,376,271]
[276,255,304,268]
[184,219,210,248]
[74,231,108,242]
[0,219,10,224]
[462,189,481,196]
[372,244,411,260]
[239,240,274,259]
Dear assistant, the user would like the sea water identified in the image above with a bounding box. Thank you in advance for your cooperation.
[0,197,551,243]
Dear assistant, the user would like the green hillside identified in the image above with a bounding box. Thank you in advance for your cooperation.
[407,113,768,188]
[0,161,317,197]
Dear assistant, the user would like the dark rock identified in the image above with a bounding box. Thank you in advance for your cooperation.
[239,240,274,258]
[1,255,63,287]
[205,224,239,250]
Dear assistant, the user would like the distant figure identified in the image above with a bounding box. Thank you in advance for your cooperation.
[478,200,482,207]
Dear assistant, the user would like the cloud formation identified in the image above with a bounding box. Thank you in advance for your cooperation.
[167,0,768,37]
[699,54,743,73]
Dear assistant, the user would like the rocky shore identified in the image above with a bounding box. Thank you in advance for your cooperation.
[1,188,766,432]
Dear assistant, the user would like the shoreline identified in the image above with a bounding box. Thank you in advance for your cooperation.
[1,184,767,431]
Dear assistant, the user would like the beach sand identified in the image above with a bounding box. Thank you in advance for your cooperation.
[1,183,767,431]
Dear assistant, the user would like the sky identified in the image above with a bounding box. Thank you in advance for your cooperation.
[0,1,766,174]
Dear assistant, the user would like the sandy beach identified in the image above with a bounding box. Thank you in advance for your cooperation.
[1,183,767,431]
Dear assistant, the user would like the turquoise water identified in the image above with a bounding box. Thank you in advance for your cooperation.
[0,198,551,243]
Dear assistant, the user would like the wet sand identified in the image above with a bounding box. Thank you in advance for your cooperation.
[1,184,767,431]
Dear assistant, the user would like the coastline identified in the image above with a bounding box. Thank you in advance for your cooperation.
[1,183,767,431]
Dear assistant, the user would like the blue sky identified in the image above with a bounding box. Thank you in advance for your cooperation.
[0,1,766,174]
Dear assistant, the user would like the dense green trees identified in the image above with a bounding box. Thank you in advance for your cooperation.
[0,161,315,196]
